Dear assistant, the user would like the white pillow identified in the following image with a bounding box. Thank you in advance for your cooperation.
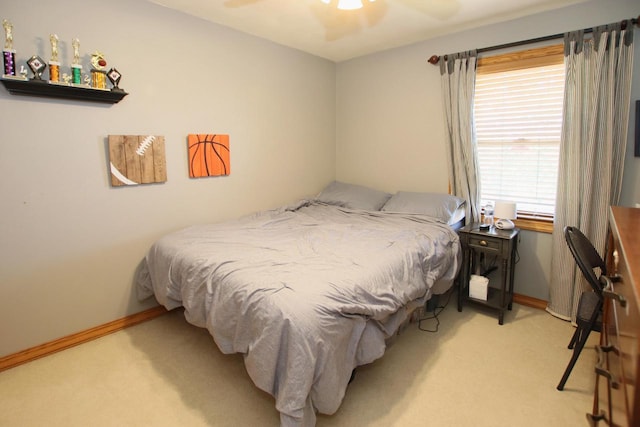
[381,191,465,222]
[316,181,391,211]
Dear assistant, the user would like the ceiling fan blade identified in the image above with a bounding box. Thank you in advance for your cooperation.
[361,0,388,27]
[310,0,389,41]
[310,2,363,41]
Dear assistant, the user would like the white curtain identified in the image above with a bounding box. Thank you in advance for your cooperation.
[439,51,481,223]
[547,22,634,321]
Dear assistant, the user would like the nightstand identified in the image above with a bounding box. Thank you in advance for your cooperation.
[457,223,520,325]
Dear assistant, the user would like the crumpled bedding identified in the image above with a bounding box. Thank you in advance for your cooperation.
[136,200,461,426]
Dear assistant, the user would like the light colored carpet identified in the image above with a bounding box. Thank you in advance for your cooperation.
[0,295,597,427]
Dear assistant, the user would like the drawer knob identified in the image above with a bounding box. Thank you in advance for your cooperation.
[602,289,627,308]
[479,240,488,246]
[595,344,620,389]
[601,275,627,308]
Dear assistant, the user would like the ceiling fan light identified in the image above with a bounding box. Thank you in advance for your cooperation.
[337,0,363,10]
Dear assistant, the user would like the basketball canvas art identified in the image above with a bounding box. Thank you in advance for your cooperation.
[108,135,167,186]
[188,134,230,178]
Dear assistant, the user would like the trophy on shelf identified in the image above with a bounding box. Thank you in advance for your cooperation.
[49,34,60,83]
[71,37,82,85]
[90,51,107,90]
[0,25,128,102]
[107,67,123,92]
[2,19,25,80]
[26,55,46,81]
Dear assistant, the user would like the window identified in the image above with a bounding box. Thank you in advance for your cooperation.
[474,45,564,232]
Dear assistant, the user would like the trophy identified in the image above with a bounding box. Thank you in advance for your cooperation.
[90,51,107,89]
[71,37,82,85]
[107,67,123,91]
[27,55,46,80]
[49,34,60,83]
[2,19,16,77]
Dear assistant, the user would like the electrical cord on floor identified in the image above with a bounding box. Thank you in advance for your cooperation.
[417,287,454,333]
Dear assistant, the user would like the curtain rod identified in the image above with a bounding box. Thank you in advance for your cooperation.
[427,15,639,65]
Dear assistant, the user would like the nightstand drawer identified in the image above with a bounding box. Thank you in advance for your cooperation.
[467,235,502,252]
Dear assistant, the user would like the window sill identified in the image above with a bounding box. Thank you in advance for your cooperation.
[481,214,554,233]
[513,217,553,233]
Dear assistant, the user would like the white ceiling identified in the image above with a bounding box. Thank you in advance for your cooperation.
[147,0,589,62]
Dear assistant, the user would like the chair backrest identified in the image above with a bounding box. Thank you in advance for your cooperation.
[564,226,607,296]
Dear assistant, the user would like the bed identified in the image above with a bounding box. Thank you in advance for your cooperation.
[136,181,463,427]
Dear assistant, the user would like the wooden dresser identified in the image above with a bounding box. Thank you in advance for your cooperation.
[592,206,640,426]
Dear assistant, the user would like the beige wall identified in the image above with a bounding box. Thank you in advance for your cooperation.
[335,0,640,300]
[0,0,336,356]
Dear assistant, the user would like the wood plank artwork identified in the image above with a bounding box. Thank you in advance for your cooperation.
[188,134,230,178]
[108,135,167,186]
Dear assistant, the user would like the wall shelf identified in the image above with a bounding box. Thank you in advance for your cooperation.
[0,77,128,104]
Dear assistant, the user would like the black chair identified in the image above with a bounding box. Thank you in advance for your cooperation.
[557,226,607,391]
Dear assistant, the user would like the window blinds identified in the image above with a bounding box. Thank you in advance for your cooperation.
[474,63,565,217]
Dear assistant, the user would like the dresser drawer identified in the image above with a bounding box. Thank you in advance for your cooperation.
[601,206,640,427]
[608,266,640,426]
[603,289,632,427]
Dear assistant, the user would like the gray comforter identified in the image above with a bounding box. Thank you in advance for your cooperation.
[136,201,461,426]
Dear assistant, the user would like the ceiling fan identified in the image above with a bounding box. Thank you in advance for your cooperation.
[310,0,388,41]
[223,0,460,42]
[320,0,376,10]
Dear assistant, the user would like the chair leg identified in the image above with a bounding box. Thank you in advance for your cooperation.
[557,326,591,391]
[567,326,580,349]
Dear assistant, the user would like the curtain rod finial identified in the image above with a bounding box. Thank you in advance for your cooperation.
[428,55,440,65]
